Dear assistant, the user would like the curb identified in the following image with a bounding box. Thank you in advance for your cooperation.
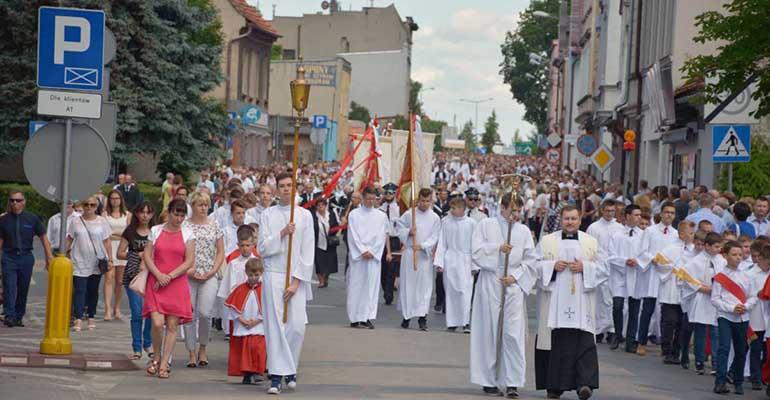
[0,351,139,371]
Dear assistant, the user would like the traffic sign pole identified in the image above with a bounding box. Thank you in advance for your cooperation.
[59,118,72,252]
[728,164,733,193]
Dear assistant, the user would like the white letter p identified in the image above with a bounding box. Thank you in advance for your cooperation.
[54,16,90,65]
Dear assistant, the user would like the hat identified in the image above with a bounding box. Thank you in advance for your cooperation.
[382,183,397,193]
[448,191,463,200]
[465,187,480,199]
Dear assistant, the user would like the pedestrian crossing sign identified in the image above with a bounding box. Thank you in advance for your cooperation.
[711,124,751,163]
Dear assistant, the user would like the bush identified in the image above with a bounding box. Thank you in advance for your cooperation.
[718,136,770,198]
[0,183,61,223]
[101,183,163,213]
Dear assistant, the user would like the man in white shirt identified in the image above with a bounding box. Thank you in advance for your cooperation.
[586,200,623,345]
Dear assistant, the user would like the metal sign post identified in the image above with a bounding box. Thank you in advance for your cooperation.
[60,119,72,252]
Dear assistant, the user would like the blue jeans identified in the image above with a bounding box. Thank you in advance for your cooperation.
[692,323,719,368]
[1,253,35,320]
[125,286,151,353]
[72,274,101,319]
[749,331,765,383]
[716,318,748,386]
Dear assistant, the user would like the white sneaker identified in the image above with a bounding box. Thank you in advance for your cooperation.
[267,386,281,395]
[286,380,297,390]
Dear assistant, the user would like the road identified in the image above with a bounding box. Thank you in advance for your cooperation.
[1,245,768,399]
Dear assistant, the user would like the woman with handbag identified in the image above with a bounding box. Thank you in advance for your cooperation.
[143,199,195,379]
[117,202,154,360]
[103,189,131,321]
[65,196,113,332]
[312,195,340,288]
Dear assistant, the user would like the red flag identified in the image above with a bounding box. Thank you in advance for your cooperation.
[358,123,381,192]
[303,129,370,209]
[395,114,416,213]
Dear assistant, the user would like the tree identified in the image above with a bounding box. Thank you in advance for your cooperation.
[718,136,770,197]
[513,128,522,145]
[682,0,770,119]
[409,80,423,115]
[481,110,500,153]
[421,118,447,152]
[499,0,559,135]
[271,44,283,60]
[0,0,229,176]
[459,120,477,152]
[348,101,371,123]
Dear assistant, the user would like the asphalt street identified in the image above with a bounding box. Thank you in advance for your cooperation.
[0,242,768,399]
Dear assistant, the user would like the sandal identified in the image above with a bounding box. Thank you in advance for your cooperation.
[198,359,208,367]
[186,362,197,368]
[130,352,142,360]
[144,348,155,359]
[158,365,170,379]
[146,360,159,376]
[73,320,82,332]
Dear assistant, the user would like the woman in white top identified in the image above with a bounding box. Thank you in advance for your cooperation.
[103,190,131,321]
[66,196,113,332]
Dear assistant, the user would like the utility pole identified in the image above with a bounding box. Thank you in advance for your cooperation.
[460,98,493,135]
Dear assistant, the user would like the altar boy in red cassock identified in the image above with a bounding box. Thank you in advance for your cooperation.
[225,258,267,384]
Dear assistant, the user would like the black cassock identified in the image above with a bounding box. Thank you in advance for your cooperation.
[535,328,599,392]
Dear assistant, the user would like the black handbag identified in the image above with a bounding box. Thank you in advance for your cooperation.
[81,217,110,274]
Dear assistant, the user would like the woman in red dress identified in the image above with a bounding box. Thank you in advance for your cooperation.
[142,199,195,379]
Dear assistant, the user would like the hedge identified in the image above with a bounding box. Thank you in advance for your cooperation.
[0,182,163,226]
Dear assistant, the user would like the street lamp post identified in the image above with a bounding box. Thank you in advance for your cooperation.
[459,97,493,135]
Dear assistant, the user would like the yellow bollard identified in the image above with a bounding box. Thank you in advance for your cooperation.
[39,254,73,355]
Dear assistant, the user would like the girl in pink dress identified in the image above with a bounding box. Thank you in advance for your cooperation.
[142,199,196,379]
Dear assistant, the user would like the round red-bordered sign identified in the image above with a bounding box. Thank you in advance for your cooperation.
[576,134,598,156]
[545,148,561,164]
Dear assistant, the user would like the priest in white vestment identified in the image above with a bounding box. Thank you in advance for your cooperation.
[346,187,389,328]
[535,205,607,400]
[396,188,441,331]
[470,194,536,398]
[258,173,315,394]
[586,200,623,343]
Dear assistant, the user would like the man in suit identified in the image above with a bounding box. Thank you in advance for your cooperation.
[119,174,144,210]
[433,185,450,219]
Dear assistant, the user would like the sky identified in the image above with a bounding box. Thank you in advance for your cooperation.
[248,0,535,144]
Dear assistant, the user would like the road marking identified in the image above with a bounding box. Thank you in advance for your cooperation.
[86,361,112,368]
[44,358,71,366]
[1,356,28,364]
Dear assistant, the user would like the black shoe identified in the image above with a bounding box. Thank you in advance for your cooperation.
[713,383,730,394]
[734,384,744,395]
[506,386,519,398]
[625,343,638,354]
[418,317,427,331]
[482,386,500,395]
[696,363,705,375]
[365,320,375,330]
[681,359,689,370]
[401,319,410,329]
[434,304,443,313]
[242,374,254,385]
[384,299,393,306]
[546,390,562,399]
[648,335,659,345]
[609,336,620,350]
[12,319,24,327]
[3,318,15,328]
[595,334,604,344]
[447,326,457,332]
[727,371,735,385]
[213,318,223,331]
[751,380,762,391]
[463,324,471,334]
[577,386,593,400]
[350,322,361,328]
[663,355,678,365]
[765,383,770,397]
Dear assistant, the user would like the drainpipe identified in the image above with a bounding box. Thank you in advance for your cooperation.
[632,0,643,195]
[614,0,635,190]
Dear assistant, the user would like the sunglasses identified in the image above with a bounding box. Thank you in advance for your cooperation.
[468,197,480,201]
[84,203,98,207]
[384,191,395,195]
[9,198,24,203]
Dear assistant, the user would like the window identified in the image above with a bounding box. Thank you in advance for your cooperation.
[282,49,296,60]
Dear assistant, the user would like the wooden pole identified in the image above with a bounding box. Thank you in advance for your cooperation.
[283,114,302,323]
[410,114,418,271]
[494,213,515,382]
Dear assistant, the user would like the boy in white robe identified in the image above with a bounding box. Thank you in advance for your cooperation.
[535,205,608,400]
[218,225,259,332]
[679,232,725,375]
[744,241,769,390]
[346,187,389,328]
[586,200,623,344]
[223,200,258,253]
[395,188,441,331]
[258,172,315,395]
[436,197,477,333]
[470,193,536,398]
[606,204,645,352]
[655,220,696,365]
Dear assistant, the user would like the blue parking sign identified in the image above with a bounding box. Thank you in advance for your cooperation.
[312,115,328,129]
[37,7,105,91]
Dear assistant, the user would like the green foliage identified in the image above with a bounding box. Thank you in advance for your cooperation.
[482,110,500,153]
[682,0,770,119]
[718,136,770,198]
[0,183,60,223]
[0,0,228,177]
[409,80,423,115]
[101,183,162,214]
[392,115,408,130]
[271,44,283,60]
[422,118,446,152]
[349,101,371,123]
[459,120,477,151]
[499,0,559,134]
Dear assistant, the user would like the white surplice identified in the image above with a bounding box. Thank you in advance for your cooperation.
[679,252,724,326]
[258,204,315,376]
[434,215,477,328]
[537,231,608,334]
[637,223,678,298]
[470,218,537,388]
[396,207,441,320]
[586,218,623,334]
[224,289,265,337]
[606,226,645,299]
[656,239,695,305]
[346,206,388,323]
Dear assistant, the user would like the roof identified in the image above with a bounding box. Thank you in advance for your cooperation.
[228,0,279,36]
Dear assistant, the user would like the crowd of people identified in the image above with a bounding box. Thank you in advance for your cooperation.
[2,152,770,398]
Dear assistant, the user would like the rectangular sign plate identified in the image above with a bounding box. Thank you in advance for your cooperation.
[37,89,102,119]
